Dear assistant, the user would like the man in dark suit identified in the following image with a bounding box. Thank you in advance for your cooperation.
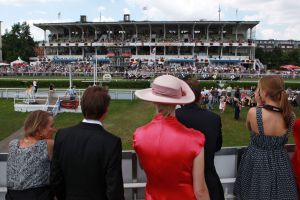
[51,86,124,200]
[176,80,224,200]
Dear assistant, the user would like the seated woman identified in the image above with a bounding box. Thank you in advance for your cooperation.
[6,110,55,200]
[133,75,210,200]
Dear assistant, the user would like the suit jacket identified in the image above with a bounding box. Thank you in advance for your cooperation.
[176,103,224,200]
[50,122,124,200]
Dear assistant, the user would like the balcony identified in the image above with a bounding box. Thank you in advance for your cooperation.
[0,145,295,200]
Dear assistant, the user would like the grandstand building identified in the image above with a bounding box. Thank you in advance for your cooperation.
[256,39,300,52]
[34,15,260,68]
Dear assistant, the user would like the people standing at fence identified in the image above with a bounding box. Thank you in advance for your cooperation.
[25,84,34,103]
[292,118,300,195]
[48,83,56,105]
[219,96,226,113]
[6,110,55,200]
[234,88,241,120]
[234,75,298,200]
[33,80,38,94]
[65,85,77,100]
[176,80,224,200]
[133,75,210,200]
[50,86,124,200]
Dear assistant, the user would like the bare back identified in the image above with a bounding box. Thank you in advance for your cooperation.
[247,107,287,136]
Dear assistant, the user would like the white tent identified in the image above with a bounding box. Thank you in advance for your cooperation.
[0,62,10,67]
[10,57,27,67]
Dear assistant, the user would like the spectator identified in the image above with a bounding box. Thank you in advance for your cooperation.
[219,96,226,113]
[292,118,300,195]
[176,80,224,200]
[33,80,38,94]
[6,110,55,200]
[65,86,77,100]
[234,75,298,199]
[226,85,232,97]
[133,75,209,200]
[51,86,124,200]
[234,88,241,120]
[48,83,56,104]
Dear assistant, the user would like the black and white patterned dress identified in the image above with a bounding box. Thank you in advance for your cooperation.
[7,139,50,190]
[234,107,298,200]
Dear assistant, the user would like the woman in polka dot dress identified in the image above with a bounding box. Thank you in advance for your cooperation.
[234,75,298,200]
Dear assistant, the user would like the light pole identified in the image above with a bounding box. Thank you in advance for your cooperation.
[0,21,3,62]
[93,47,98,86]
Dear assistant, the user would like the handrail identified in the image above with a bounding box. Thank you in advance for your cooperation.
[0,145,296,199]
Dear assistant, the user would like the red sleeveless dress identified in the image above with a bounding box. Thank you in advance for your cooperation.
[133,114,205,200]
[292,118,300,194]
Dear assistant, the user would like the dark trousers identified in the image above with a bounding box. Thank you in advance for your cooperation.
[6,186,53,200]
[234,105,240,120]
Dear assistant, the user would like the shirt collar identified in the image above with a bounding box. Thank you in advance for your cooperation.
[82,119,102,126]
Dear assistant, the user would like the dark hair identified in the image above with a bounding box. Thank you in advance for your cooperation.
[259,75,292,127]
[81,86,111,120]
[24,110,52,137]
[185,80,203,107]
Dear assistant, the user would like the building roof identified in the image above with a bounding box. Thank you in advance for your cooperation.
[34,20,259,30]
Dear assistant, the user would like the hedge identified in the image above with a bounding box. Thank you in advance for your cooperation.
[0,79,299,90]
[0,79,151,89]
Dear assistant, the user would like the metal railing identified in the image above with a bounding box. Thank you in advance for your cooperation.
[0,145,295,200]
[1,88,136,101]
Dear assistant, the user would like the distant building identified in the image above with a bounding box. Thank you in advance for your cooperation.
[255,39,300,52]
[34,14,260,67]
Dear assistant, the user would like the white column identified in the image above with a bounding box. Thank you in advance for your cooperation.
[164,24,166,40]
[220,47,223,58]
[44,30,47,42]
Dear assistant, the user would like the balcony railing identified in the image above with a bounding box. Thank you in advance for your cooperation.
[0,145,295,200]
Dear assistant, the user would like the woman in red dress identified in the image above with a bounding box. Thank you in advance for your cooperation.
[133,75,210,200]
[292,118,300,194]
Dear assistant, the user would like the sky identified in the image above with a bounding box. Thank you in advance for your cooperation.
[0,0,300,41]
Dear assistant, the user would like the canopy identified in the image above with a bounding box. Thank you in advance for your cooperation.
[11,57,27,67]
[280,65,300,70]
[0,62,10,67]
[52,58,78,63]
[210,59,241,63]
[168,58,194,63]
[91,58,110,63]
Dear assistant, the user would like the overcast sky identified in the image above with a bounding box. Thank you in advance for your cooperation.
[1,0,300,41]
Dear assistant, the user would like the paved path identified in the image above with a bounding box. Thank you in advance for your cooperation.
[0,128,24,153]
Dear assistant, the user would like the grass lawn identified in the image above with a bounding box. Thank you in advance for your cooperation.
[0,76,298,83]
[1,99,299,149]
[0,99,28,138]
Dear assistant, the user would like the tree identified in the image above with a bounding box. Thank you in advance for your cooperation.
[2,22,35,62]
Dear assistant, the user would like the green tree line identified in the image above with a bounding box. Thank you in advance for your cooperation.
[255,47,300,69]
[2,22,35,62]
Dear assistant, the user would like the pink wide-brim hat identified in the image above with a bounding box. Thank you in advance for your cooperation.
[135,75,195,104]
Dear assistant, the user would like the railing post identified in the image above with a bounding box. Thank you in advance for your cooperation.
[132,152,138,200]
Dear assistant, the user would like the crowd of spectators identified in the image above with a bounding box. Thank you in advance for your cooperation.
[1,58,299,81]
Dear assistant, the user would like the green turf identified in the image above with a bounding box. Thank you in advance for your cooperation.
[0,99,27,138]
[1,99,299,149]
[0,76,298,83]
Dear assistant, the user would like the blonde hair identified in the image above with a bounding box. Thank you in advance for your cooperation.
[155,103,176,117]
[24,110,52,137]
[259,75,292,127]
